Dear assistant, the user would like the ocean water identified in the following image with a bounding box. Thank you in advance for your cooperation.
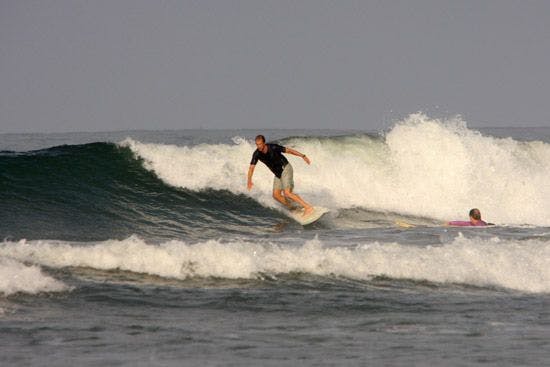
[1,114,549,366]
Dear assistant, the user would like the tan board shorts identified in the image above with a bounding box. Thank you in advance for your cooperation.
[273,164,294,191]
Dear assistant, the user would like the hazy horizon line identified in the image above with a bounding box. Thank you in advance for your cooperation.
[2,124,550,135]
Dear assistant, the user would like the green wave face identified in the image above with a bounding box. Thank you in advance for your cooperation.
[0,143,276,242]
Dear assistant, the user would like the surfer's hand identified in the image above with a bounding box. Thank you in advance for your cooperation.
[247,181,253,190]
[303,155,311,164]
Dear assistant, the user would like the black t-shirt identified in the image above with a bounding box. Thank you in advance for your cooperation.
[250,143,289,178]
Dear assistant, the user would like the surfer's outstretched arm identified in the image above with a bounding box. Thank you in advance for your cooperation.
[284,148,311,164]
[247,164,255,190]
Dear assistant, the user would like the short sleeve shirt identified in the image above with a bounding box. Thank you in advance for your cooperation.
[250,143,289,178]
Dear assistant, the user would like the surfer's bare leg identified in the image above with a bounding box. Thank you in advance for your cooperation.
[283,188,313,216]
[273,190,293,209]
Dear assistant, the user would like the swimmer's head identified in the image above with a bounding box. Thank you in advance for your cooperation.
[469,208,481,220]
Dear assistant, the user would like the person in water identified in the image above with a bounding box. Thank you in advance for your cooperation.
[447,208,488,226]
[247,135,314,217]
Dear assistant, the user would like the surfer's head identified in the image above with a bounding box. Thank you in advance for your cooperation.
[255,135,265,143]
[469,208,481,221]
[255,135,267,152]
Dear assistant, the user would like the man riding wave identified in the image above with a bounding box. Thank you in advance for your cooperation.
[247,135,314,217]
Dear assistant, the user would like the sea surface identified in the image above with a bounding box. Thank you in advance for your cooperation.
[1,115,549,366]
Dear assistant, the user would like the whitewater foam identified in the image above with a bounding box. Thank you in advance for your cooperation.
[121,114,550,226]
[1,236,549,293]
[0,256,69,296]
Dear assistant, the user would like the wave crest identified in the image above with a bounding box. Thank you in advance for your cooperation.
[123,114,550,225]
[2,235,549,293]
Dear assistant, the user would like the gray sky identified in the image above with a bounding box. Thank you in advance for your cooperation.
[1,0,549,133]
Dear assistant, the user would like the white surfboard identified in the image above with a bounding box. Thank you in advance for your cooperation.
[287,206,330,225]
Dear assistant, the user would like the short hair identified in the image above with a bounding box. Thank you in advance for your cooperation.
[469,208,481,220]
[255,134,266,143]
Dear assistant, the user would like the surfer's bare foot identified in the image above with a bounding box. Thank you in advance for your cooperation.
[303,206,314,217]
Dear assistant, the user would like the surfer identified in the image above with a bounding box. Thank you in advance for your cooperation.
[447,208,489,226]
[247,135,314,217]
